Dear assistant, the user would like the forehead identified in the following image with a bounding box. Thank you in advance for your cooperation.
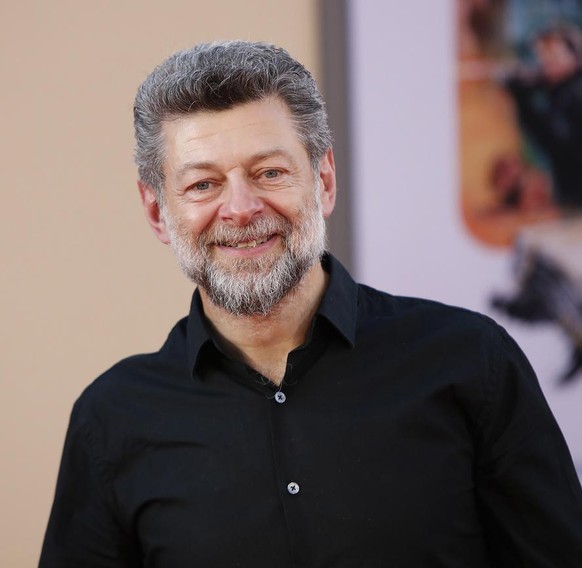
[161,97,307,169]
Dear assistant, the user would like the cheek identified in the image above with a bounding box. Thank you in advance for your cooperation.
[265,188,316,219]
[171,204,218,238]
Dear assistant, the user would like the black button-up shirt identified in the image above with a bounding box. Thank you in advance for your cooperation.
[40,254,582,567]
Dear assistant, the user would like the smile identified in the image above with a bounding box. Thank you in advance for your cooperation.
[223,235,273,249]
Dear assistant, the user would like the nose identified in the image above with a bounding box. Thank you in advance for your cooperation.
[218,178,264,225]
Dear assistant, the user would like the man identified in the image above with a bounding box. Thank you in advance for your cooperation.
[505,23,582,209]
[40,41,582,567]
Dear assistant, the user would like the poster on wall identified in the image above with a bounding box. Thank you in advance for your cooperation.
[459,0,582,384]
[346,0,582,474]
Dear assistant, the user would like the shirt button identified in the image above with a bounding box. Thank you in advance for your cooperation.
[274,391,286,404]
[287,482,300,495]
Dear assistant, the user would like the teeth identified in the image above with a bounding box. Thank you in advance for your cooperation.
[231,236,269,249]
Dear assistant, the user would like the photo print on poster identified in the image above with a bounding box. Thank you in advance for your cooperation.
[459,0,582,383]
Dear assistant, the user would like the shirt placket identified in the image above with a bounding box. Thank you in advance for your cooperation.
[264,339,326,568]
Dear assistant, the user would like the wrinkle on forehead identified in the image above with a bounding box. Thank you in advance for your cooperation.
[161,98,309,182]
[173,148,300,182]
[164,97,295,146]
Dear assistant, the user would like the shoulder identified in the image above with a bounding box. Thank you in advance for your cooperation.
[73,316,190,423]
[354,284,517,393]
[356,283,501,340]
[355,284,546,435]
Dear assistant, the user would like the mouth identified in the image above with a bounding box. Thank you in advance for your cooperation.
[221,234,275,249]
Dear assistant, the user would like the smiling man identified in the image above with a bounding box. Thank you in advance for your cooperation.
[146,97,333,362]
[40,41,582,567]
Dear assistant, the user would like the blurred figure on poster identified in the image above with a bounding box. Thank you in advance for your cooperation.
[492,21,582,383]
[493,216,582,382]
[457,0,558,247]
[503,22,582,210]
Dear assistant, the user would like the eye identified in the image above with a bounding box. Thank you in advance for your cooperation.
[184,179,217,199]
[263,169,281,179]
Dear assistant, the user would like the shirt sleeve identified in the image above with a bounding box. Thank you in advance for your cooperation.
[38,399,141,568]
[475,327,582,567]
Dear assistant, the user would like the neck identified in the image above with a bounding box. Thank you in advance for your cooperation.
[199,261,328,385]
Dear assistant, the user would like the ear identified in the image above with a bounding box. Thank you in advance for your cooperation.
[137,180,171,244]
[318,148,337,218]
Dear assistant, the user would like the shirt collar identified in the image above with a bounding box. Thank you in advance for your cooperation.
[186,289,213,378]
[185,252,358,378]
[317,252,358,348]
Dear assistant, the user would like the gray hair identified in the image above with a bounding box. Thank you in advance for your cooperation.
[133,40,333,199]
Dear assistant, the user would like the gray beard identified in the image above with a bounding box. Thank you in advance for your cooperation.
[163,192,327,316]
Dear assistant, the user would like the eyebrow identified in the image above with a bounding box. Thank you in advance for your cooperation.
[175,148,299,180]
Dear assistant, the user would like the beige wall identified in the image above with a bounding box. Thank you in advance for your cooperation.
[0,1,319,565]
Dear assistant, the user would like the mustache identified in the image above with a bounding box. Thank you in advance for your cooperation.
[199,215,292,247]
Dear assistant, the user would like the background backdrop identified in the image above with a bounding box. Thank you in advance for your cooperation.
[0,1,320,565]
